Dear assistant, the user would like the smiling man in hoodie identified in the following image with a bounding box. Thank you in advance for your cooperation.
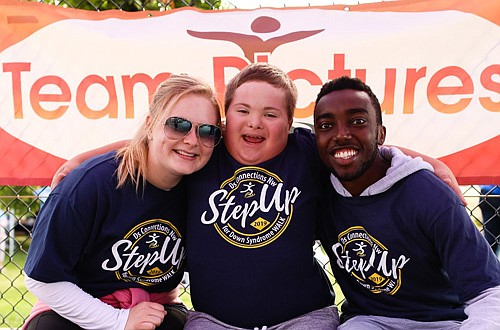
[314,76,500,330]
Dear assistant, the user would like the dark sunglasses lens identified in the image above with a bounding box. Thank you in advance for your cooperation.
[166,117,192,133]
[165,117,221,147]
[198,124,222,147]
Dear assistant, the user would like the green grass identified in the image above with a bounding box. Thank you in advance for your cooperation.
[0,235,36,329]
[321,259,346,308]
[179,285,193,309]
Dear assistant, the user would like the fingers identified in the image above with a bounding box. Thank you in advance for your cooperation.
[51,157,85,189]
[452,184,468,206]
[443,178,468,206]
[125,302,167,330]
[50,171,66,190]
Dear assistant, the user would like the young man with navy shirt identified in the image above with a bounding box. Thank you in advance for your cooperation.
[314,76,500,329]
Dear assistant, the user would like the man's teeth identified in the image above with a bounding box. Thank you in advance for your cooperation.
[335,149,357,159]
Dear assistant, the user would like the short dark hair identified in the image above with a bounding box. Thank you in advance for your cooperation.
[315,76,382,125]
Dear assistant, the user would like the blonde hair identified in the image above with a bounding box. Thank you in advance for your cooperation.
[116,75,221,191]
[224,63,297,124]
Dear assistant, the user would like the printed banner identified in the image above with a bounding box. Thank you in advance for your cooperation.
[0,0,499,185]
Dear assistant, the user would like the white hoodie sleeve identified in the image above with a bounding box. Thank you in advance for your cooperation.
[25,276,129,330]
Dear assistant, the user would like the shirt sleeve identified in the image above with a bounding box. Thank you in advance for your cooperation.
[25,276,129,330]
[422,182,500,302]
[25,188,100,283]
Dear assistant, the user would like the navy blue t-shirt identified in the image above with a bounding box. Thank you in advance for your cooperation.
[185,128,334,328]
[25,152,187,298]
[318,169,500,322]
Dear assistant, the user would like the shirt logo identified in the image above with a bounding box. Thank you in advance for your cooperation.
[101,219,185,286]
[201,167,301,248]
[332,226,410,295]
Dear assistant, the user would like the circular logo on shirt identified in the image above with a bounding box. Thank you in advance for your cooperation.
[101,219,185,286]
[333,226,410,295]
[201,167,300,248]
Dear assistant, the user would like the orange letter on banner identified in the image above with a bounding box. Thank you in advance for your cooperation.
[427,66,473,114]
[76,75,118,119]
[30,76,71,119]
[122,73,172,119]
[213,56,249,105]
[354,69,366,82]
[287,69,322,119]
[403,67,427,114]
[328,54,351,80]
[380,68,397,115]
[479,64,500,112]
[3,62,31,119]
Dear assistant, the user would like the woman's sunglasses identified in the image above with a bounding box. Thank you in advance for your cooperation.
[164,117,222,148]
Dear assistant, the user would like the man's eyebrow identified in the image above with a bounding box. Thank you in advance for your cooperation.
[231,102,281,111]
[316,108,368,120]
[347,108,369,115]
[315,112,333,121]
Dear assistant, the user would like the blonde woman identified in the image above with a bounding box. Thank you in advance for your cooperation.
[24,75,222,330]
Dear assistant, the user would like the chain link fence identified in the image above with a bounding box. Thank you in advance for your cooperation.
[1,185,499,328]
[1,0,499,328]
